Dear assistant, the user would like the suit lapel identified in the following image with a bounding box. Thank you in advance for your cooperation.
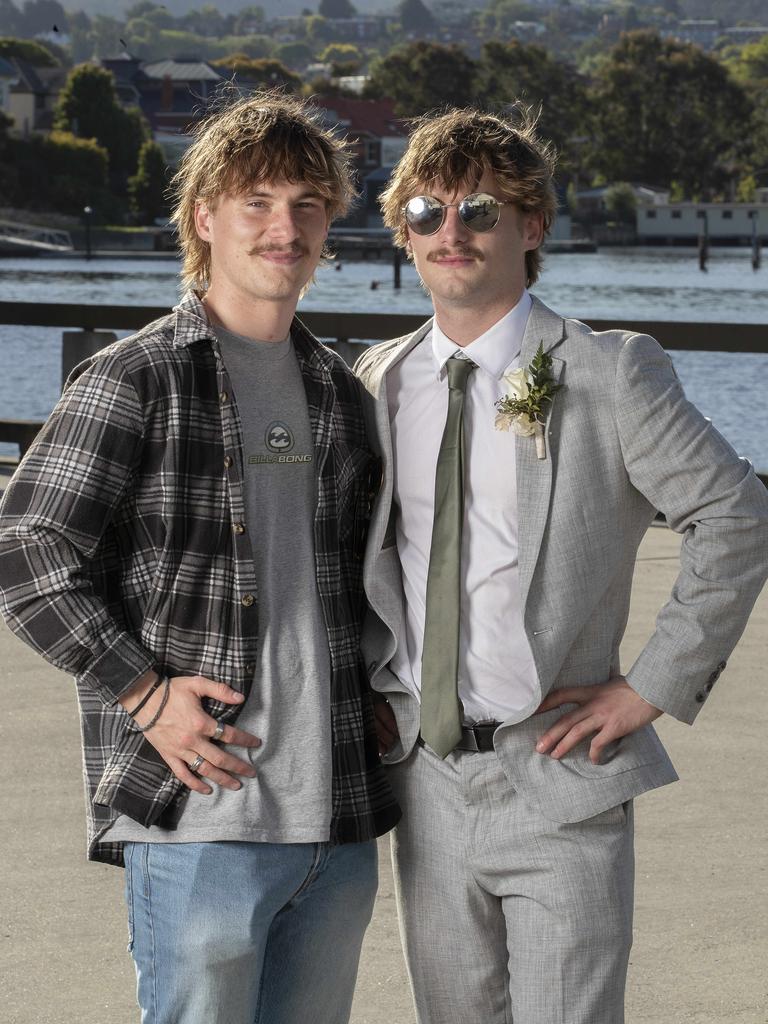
[364,321,433,575]
[516,297,567,613]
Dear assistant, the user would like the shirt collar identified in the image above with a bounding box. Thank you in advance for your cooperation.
[431,290,532,381]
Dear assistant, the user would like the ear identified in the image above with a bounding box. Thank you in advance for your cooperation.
[194,201,213,242]
[522,211,544,251]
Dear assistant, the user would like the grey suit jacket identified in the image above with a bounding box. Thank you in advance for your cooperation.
[355,296,768,823]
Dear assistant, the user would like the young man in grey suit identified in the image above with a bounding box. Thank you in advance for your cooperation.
[355,107,768,1024]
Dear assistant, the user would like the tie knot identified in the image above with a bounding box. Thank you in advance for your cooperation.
[445,354,476,392]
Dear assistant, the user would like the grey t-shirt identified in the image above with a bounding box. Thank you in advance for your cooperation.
[106,327,333,844]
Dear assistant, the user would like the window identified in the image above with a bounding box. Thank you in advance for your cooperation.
[646,210,656,219]
[671,211,681,219]
[696,210,706,219]
[722,210,733,219]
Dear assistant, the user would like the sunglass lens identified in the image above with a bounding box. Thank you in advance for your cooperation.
[405,196,443,235]
[459,194,500,232]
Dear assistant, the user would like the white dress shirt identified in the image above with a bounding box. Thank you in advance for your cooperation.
[386,291,539,723]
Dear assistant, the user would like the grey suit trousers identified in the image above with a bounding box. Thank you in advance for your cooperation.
[388,742,635,1024]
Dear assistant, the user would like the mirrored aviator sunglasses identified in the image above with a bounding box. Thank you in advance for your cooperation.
[403,192,509,236]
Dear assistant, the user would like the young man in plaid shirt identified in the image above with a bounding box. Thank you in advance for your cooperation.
[0,93,399,1023]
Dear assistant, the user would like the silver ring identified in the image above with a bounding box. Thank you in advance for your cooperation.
[211,721,225,742]
[188,754,204,773]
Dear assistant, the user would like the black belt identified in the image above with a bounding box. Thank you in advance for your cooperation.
[418,722,501,754]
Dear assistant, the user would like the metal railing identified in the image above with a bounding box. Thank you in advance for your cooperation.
[0,221,74,253]
[1,300,767,352]
[1,303,766,480]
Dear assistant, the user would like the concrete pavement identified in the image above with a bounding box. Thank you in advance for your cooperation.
[0,518,766,1024]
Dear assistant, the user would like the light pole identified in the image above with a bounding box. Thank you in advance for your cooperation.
[83,205,93,262]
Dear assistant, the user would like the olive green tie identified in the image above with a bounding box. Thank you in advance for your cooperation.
[420,354,476,758]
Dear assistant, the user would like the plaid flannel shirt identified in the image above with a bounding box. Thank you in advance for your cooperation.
[0,292,399,864]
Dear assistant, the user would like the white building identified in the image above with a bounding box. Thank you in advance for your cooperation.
[637,201,768,244]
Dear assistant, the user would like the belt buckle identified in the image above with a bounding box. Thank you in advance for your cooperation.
[466,721,499,753]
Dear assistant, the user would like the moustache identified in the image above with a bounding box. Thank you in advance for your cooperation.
[247,246,308,257]
[427,248,484,262]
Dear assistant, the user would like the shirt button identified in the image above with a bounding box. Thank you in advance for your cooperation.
[245,662,255,675]
[233,522,245,535]
[220,391,229,404]
[241,593,255,607]
[223,455,233,469]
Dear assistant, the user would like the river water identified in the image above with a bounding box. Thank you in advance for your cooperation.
[0,248,766,467]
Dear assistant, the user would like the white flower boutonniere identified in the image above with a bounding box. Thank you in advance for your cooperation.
[494,343,563,460]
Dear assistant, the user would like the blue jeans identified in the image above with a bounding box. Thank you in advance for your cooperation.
[123,839,378,1024]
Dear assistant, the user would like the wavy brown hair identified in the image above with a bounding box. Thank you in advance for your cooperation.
[380,105,557,286]
[170,92,354,292]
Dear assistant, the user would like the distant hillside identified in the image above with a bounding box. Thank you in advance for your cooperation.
[13,0,768,28]
[61,0,398,17]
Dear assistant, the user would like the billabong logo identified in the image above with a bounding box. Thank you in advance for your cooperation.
[265,421,294,453]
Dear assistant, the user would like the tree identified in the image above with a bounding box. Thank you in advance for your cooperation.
[364,41,477,116]
[181,4,229,38]
[318,42,362,66]
[603,182,637,224]
[54,63,149,192]
[302,14,333,43]
[723,35,768,178]
[397,0,435,34]
[17,0,67,36]
[476,40,590,173]
[211,56,302,92]
[233,7,266,35]
[318,0,356,18]
[0,0,21,35]
[474,0,539,37]
[129,139,168,223]
[4,130,110,215]
[588,31,754,197]
[274,41,315,69]
[0,36,60,66]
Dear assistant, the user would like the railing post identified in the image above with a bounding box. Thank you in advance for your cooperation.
[62,330,117,389]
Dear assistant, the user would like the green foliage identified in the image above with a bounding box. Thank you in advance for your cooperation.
[318,0,357,17]
[54,63,149,191]
[274,41,316,69]
[475,0,539,36]
[603,182,637,223]
[180,4,228,37]
[476,40,589,174]
[128,139,168,223]
[735,173,757,202]
[233,7,267,34]
[0,36,59,66]
[318,42,362,65]
[364,41,477,115]
[224,35,275,59]
[397,0,435,34]
[3,130,110,215]
[588,31,754,197]
[211,56,302,92]
[16,0,67,36]
[303,14,332,42]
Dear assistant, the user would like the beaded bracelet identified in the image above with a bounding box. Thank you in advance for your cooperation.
[133,677,171,733]
[127,673,164,718]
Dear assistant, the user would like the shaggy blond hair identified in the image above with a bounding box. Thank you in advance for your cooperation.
[170,92,354,292]
[380,106,557,287]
